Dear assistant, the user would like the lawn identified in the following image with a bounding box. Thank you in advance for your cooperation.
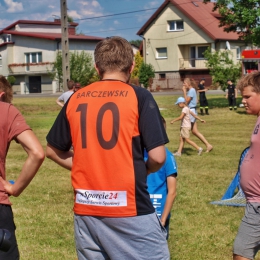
[6,93,258,260]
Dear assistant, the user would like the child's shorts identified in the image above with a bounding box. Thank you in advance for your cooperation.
[233,202,260,259]
[180,127,191,138]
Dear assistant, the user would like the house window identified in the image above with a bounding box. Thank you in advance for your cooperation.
[236,47,241,59]
[168,20,184,31]
[0,55,2,67]
[156,48,167,59]
[197,46,208,59]
[159,73,166,80]
[25,52,42,64]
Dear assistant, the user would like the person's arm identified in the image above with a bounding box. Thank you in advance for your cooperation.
[0,130,45,197]
[46,143,73,171]
[189,110,206,123]
[160,175,177,226]
[182,86,192,105]
[146,145,166,175]
[56,98,64,107]
[235,87,238,98]
[170,112,185,124]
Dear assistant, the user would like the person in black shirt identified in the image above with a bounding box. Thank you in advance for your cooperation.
[197,78,209,115]
[226,79,237,110]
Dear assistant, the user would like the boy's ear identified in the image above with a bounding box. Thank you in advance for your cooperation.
[0,92,5,101]
[129,61,135,74]
[94,64,100,75]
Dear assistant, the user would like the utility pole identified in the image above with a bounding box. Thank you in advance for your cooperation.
[60,0,70,91]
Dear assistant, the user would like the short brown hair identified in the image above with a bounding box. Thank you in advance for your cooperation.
[67,80,75,90]
[0,75,13,103]
[94,37,134,78]
[237,72,260,93]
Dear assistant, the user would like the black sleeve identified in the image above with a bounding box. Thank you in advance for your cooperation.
[133,86,169,151]
[46,102,72,151]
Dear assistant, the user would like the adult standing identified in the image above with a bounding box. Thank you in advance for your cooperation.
[182,78,213,153]
[46,37,170,260]
[197,78,209,115]
[226,79,237,110]
[0,75,44,260]
[56,80,75,107]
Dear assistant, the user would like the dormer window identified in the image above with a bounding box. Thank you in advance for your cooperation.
[168,20,184,31]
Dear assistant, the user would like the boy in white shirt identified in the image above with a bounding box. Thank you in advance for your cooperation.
[171,97,205,156]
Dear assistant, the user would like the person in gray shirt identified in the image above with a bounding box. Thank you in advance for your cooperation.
[56,80,75,107]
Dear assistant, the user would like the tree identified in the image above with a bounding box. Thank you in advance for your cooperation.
[49,51,98,89]
[131,51,143,79]
[203,0,260,45]
[129,39,142,48]
[7,75,16,86]
[138,62,155,89]
[204,48,241,90]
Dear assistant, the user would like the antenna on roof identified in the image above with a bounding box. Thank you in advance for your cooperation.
[192,1,199,7]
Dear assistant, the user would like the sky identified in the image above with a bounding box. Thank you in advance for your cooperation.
[0,0,165,41]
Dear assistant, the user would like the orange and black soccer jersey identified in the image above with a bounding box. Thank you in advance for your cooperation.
[47,80,168,217]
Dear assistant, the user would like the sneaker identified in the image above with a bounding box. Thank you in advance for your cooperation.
[173,152,181,157]
[198,147,203,156]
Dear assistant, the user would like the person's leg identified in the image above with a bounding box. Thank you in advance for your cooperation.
[0,204,19,260]
[191,122,213,152]
[75,213,170,260]
[233,203,260,260]
[233,255,250,260]
[233,97,237,110]
[185,138,200,150]
[228,96,233,110]
[176,136,184,154]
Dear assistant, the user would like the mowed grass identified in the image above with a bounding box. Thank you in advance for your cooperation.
[6,94,258,260]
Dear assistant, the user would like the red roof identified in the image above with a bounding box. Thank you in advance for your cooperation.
[0,20,104,41]
[137,0,239,41]
[2,30,104,41]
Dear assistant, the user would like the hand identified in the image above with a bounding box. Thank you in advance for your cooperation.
[170,120,174,124]
[201,120,206,123]
[160,219,166,227]
[182,85,186,93]
[0,177,14,196]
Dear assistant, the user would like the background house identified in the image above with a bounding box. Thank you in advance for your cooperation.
[0,20,104,94]
[137,0,246,90]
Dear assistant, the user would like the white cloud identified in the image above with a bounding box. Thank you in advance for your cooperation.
[68,10,81,19]
[4,0,23,13]
[91,1,100,8]
[114,20,119,25]
[48,5,55,9]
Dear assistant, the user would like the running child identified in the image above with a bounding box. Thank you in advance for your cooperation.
[171,97,205,156]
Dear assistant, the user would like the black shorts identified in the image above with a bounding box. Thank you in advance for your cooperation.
[0,204,19,260]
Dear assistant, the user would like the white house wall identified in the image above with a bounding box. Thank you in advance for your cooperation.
[143,4,213,73]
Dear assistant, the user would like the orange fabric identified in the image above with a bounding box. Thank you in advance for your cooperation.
[66,81,140,217]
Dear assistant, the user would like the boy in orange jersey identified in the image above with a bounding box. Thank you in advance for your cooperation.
[46,37,170,260]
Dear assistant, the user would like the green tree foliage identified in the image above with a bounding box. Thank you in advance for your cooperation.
[129,39,142,48]
[203,0,260,45]
[204,48,241,90]
[50,51,98,89]
[131,51,143,79]
[138,62,155,88]
[7,75,16,86]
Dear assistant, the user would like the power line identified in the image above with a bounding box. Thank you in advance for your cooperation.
[74,8,158,21]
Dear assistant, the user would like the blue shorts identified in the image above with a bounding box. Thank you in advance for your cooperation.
[233,202,260,259]
[74,212,170,260]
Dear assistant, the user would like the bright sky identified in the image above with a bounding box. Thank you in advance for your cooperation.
[0,0,165,40]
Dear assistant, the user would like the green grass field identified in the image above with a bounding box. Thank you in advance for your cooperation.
[6,94,259,260]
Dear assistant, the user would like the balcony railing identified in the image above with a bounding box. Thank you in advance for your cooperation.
[179,58,207,69]
[8,62,54,74]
